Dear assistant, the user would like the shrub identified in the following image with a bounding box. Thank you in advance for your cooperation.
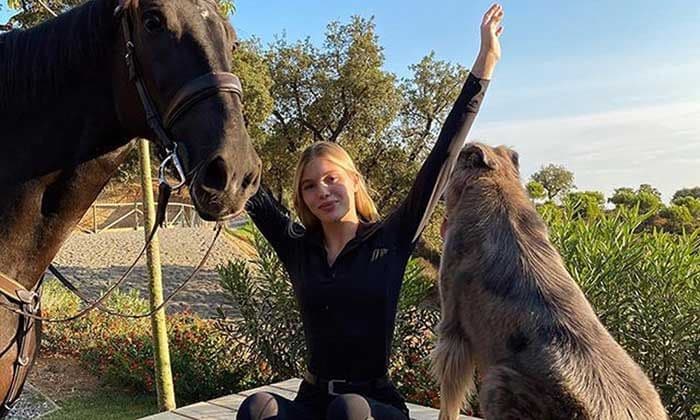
[40,282,253,404]
[545,206,700,419]
[217,228,306,382]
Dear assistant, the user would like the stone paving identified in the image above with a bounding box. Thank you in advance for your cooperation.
[6,384,59,420]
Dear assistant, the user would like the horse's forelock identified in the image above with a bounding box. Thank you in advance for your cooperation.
[118,0,139,10]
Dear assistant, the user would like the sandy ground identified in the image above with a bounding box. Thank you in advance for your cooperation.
[49,226,251,318]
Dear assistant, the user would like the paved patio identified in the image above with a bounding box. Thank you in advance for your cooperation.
[140,378,478,419]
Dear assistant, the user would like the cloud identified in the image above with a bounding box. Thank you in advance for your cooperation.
[470,101,700,202]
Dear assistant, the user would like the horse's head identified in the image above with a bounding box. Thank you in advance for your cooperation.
[114,0,261,221]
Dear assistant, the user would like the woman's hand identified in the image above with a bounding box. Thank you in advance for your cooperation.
[471,3,504,80]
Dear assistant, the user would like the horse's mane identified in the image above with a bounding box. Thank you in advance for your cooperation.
[0,0,116,113]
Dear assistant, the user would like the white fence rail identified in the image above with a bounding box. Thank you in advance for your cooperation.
[78,202,210,234]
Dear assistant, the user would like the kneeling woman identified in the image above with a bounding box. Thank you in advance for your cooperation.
[238,4,503,419]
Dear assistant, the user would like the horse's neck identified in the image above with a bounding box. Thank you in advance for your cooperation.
[0,87,134,292]
[0,143,134,290]
[0,77,132,277]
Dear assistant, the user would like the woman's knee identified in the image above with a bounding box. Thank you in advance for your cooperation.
[237,392,279,420]
[326,393,372,420]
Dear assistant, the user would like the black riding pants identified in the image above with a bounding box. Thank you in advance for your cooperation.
[236,380,409,420]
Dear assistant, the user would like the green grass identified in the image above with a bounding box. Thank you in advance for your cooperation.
[43,391,158,420]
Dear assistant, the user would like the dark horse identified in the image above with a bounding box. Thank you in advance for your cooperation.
[0,0,261,414]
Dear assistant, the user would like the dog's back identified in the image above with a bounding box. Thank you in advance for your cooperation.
[432,143,667,420]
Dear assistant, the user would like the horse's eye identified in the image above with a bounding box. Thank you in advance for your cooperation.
[143,11,165,33]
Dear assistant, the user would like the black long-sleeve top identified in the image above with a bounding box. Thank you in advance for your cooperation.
[245,73,489,381]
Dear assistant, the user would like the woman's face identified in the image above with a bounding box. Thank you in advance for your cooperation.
[300,158,358,225]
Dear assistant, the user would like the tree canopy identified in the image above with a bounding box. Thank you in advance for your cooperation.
[529,164,575,202]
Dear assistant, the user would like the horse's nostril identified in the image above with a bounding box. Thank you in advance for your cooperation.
[202,157,229,192]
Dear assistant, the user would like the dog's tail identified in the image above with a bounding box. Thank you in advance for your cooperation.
[431,329,475,420]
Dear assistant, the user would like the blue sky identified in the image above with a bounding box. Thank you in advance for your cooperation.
[3,1,698,201]
[231,0,700,202]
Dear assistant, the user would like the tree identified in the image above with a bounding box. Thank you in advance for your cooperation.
[530,164,575,202]
[260,16,401,200]
[638,183,661,198]
[672,187,700,203]
[5,0,82,29]
[4,0,236,29]
[658,205,695,234]
[564,191,605,220]
[609,184,663,214]
[398,52,469,163]
[636,191,663,214]
[608,187,636,207]
[258,17,469,214]
[372,52,469,211]
[672,196,700,219]
[526,180,546,202]
[230,38,274,159]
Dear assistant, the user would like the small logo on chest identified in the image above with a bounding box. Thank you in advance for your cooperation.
[370,248,389,262]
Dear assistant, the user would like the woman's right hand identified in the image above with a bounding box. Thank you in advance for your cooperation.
[472,3,504,80]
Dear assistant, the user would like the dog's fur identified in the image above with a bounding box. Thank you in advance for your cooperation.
[430,143,667,420]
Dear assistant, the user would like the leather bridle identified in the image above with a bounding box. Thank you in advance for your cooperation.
[117,3,244,189]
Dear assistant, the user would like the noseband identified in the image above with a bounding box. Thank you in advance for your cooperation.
[118,5,243,190]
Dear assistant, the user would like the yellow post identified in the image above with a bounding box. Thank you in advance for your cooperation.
[138,139,177,411]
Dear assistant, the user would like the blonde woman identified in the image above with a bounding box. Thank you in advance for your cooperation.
[238,4,503,419]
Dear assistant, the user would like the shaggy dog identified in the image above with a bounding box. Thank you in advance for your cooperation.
[431,143,667,420]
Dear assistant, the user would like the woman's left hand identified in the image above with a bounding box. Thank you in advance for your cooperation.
[480,3,504,62]
[471,3,504,80]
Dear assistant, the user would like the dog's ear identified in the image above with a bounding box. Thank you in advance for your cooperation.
[461,143,495,169]
[509,149,520,170]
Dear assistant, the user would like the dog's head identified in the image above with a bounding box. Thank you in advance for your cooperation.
[441,142,522,238]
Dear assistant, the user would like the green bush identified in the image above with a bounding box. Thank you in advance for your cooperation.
[389,258,441,408]
[390,304,440,408]
[40,281,254,404]
[217,227,306,382]
[658,204,697,234]
[563,190,605,220]
[545,206,700,419]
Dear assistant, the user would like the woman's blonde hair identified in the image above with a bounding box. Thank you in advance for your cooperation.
[292,141,379,229]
